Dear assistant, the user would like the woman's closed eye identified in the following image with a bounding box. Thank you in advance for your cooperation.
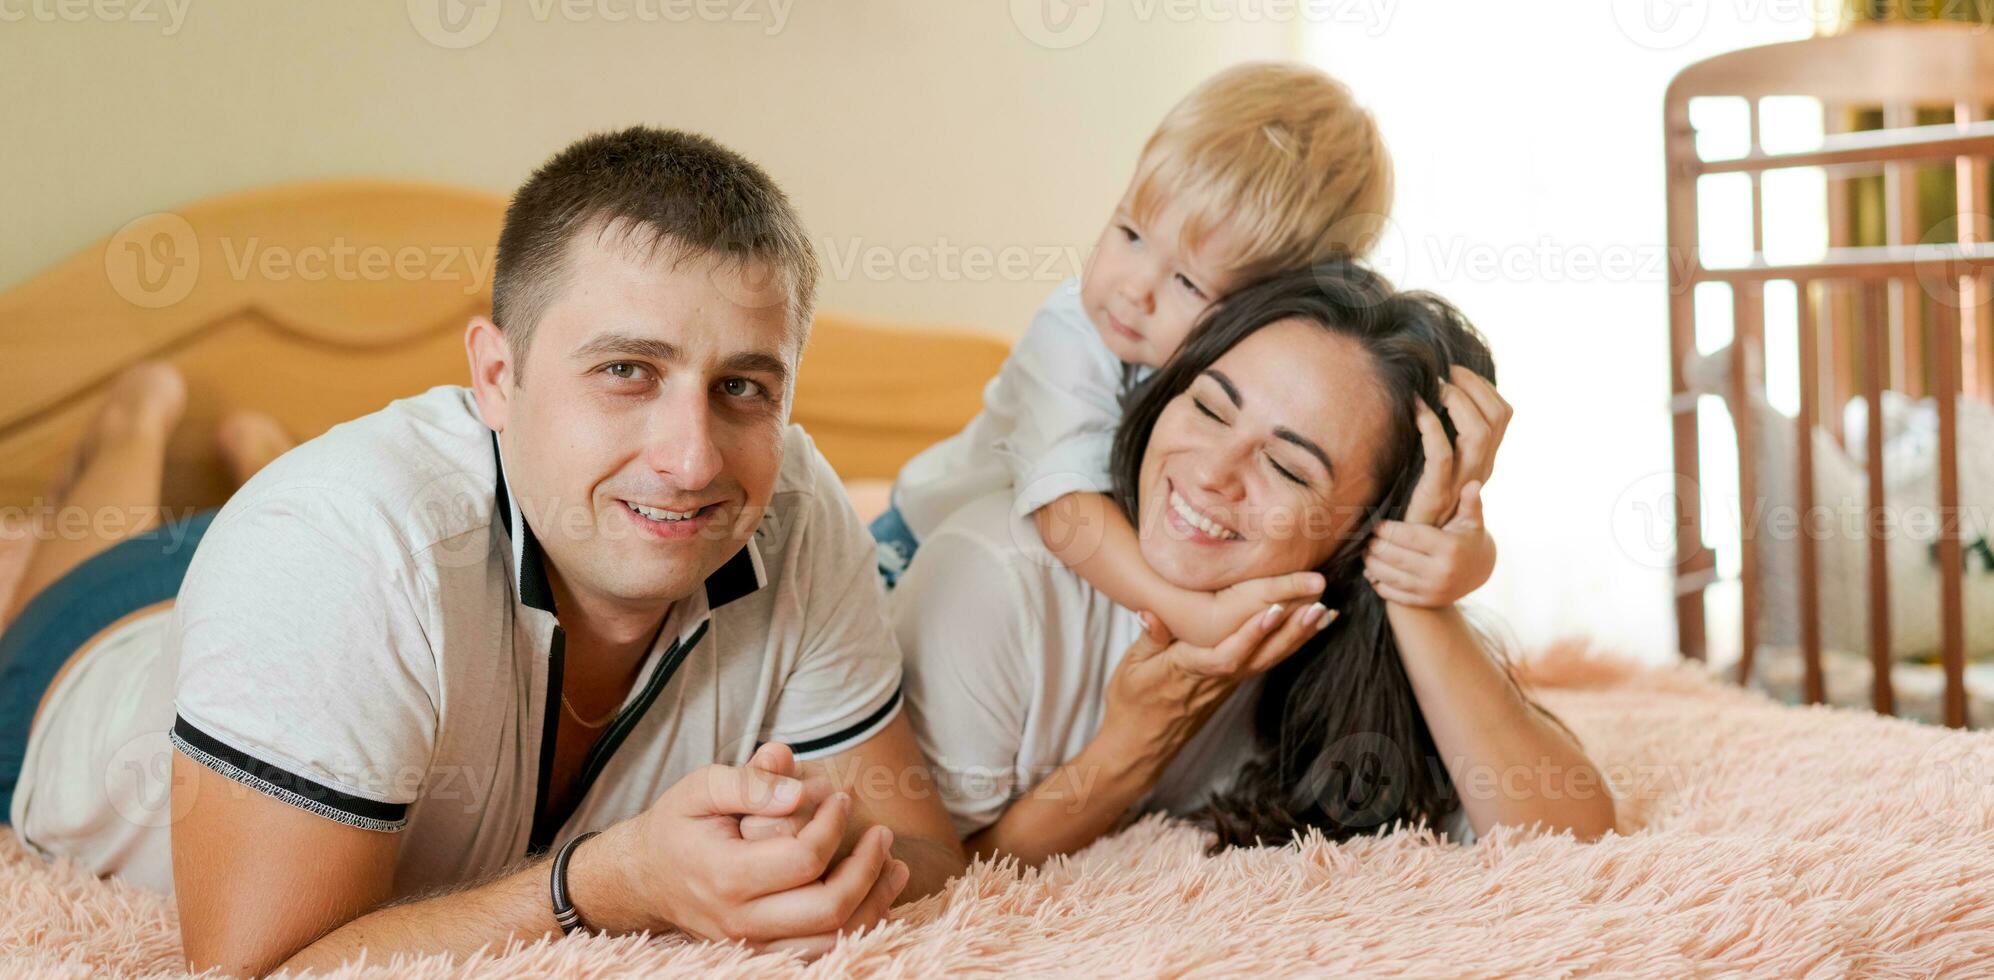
[1266,454,1307,487]
[1193,397,1225,423]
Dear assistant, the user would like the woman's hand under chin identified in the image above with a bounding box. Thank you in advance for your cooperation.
[1157,570,1326,649]
[1100,603,1336,776]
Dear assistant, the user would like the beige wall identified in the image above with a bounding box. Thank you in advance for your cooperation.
[0,2,1295,334]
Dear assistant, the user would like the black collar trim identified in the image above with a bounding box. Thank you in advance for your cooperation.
[491,431,556,614]
[705,541,766,610]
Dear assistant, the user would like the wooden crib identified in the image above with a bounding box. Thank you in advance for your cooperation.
[1666,22,1994,727]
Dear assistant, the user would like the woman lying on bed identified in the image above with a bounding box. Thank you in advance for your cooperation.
[890,263,1617,862]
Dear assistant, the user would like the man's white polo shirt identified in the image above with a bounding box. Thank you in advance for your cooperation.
[9,385,905,896]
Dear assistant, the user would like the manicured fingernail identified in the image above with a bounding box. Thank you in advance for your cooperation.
[1305,602,1328,627]
[774,778,802,806]
[1263,604,1285,628]
[878,826,896,849]
[1316,606,1339,631]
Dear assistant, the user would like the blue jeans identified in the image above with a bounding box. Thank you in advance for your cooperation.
[868,502,919,591]
[0,509,217,819]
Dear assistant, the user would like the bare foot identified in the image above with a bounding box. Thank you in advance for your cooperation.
[51,362,188,504]
[217,410,295,486]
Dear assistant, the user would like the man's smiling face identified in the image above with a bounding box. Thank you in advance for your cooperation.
[487,222,796,614]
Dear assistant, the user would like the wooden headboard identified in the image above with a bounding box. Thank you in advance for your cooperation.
[0,180,1011,512]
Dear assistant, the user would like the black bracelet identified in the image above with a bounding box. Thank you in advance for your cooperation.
[550,830,602,935]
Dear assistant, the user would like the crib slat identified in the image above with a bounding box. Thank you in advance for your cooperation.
[1733,284,1765,685]
[1972,273,1994,402]
[1695,243,1994,283]
[1862,282,1895,717]
[1825,103,1854,445]
[1695,118,1994,175]
[1933,301,1969,729]
[1795,284,1825,705]
[1958,101,1993,402]
[1667,100,1710,662]
[1749,99,1766,256]
[1884,105,1924,398]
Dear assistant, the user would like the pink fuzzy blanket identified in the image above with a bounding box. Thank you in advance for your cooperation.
[4,643,1991,977]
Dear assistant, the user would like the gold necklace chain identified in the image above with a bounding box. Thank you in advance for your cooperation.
[562,694,621,729]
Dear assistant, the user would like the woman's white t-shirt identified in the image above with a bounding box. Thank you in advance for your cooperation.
[891,490,1473,844]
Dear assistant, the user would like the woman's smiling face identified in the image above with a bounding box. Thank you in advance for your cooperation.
[1135,317,1392,592]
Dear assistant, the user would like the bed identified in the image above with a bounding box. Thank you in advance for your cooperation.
[3,181,1992,976]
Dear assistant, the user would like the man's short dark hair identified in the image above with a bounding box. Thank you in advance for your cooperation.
[492,126,819,376]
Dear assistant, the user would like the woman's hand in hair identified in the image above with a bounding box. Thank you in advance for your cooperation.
[1102,603,1337,772]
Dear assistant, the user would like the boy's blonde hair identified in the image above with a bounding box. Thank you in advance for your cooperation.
[1129,62,1392,283]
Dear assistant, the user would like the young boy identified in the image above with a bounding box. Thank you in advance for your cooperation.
[872,62,1494,646]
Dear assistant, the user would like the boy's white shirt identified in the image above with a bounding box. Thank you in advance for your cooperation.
[891,278,1152,540]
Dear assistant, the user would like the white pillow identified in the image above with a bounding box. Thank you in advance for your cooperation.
[1685,342,1994,662]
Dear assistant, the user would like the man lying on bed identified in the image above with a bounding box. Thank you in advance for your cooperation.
[0,127,965,975]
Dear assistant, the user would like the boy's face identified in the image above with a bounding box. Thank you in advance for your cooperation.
[1080,190,1243,368]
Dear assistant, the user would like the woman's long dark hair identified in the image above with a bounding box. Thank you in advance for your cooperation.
[1108,261,1544,848]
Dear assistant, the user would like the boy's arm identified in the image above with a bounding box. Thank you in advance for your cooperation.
[1033,491,1183,616]
[1034,492,1326,647]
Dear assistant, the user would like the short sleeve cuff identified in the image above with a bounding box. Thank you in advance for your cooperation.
[169,715,410,832]
[1010,432,1119,519]
[770,684,904,762]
